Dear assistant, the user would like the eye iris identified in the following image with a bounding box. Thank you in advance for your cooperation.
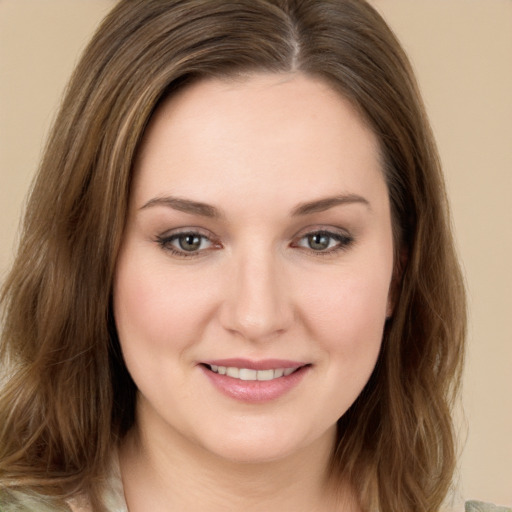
[308,233,330,251]
[179,234,201,251]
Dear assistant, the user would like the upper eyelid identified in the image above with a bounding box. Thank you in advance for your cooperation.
[155,228,218,247]
[291,227,354,250]
[157,226,215,239]
[292,225,352,239]
[294,231,353,245]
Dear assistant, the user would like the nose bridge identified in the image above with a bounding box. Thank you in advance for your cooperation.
[221,242,292,341]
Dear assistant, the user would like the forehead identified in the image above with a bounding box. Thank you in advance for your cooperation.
[131,72,385,212]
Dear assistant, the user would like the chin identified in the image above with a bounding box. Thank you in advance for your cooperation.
[214,441,296,464]
[193,419,336,466]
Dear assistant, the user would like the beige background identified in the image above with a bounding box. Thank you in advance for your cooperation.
[1,0,511,508]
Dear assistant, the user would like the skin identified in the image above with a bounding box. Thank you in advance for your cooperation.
[113,72,395,511]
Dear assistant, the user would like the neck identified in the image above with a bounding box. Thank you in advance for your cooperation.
[119,403,359,512]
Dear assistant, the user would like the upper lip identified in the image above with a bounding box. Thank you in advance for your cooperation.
[200,358,308,371]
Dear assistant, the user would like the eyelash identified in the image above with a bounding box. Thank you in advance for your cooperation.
[155,229,354,258]
[292,230,354,255]
[155,231,219,258]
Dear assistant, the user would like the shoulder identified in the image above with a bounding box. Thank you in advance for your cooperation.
[66,496,93,512]
[0,488,71,512]
[465,501,512,512]
[0,453,125,512]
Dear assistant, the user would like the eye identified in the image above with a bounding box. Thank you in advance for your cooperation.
[156,231,217,257]
[174,233,208,252]
[294,230,353,253]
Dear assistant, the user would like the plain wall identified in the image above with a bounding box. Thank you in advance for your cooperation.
[1,0,511,508]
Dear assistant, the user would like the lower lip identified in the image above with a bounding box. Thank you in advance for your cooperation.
[200,365,310,403]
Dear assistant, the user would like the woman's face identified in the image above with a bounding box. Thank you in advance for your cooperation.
[114,73,394,463]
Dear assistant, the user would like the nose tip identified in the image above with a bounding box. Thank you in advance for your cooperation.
[219,256,293,342]
[226,307,286,342]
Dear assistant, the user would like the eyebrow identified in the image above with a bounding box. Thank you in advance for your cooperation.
[291,194,371,216]
[140,193,370,218]
[140,196,221,218]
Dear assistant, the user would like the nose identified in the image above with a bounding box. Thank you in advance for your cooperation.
[219,249,294,342]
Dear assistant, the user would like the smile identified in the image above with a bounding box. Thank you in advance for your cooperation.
[207,365,299,381]
[200,359,311,403]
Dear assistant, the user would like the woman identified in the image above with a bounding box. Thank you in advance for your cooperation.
[0,0,469,511]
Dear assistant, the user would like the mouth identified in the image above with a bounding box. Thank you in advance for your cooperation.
[199,359,311,403]
[203,364,304,382]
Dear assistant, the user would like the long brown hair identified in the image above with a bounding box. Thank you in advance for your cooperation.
[0,1,466,511]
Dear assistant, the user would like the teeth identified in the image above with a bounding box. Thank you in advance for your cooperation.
[208,365,300,381]
[239,368,257,381]
[226,367,239,378]
[256,369,274,381]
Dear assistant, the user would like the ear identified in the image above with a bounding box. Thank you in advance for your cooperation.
[386,247,408,318]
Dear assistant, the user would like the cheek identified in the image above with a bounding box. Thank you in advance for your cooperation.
[298,258,391,371]
[298,269,389,418]
[305,270,389,333]
[113,250,216,356]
